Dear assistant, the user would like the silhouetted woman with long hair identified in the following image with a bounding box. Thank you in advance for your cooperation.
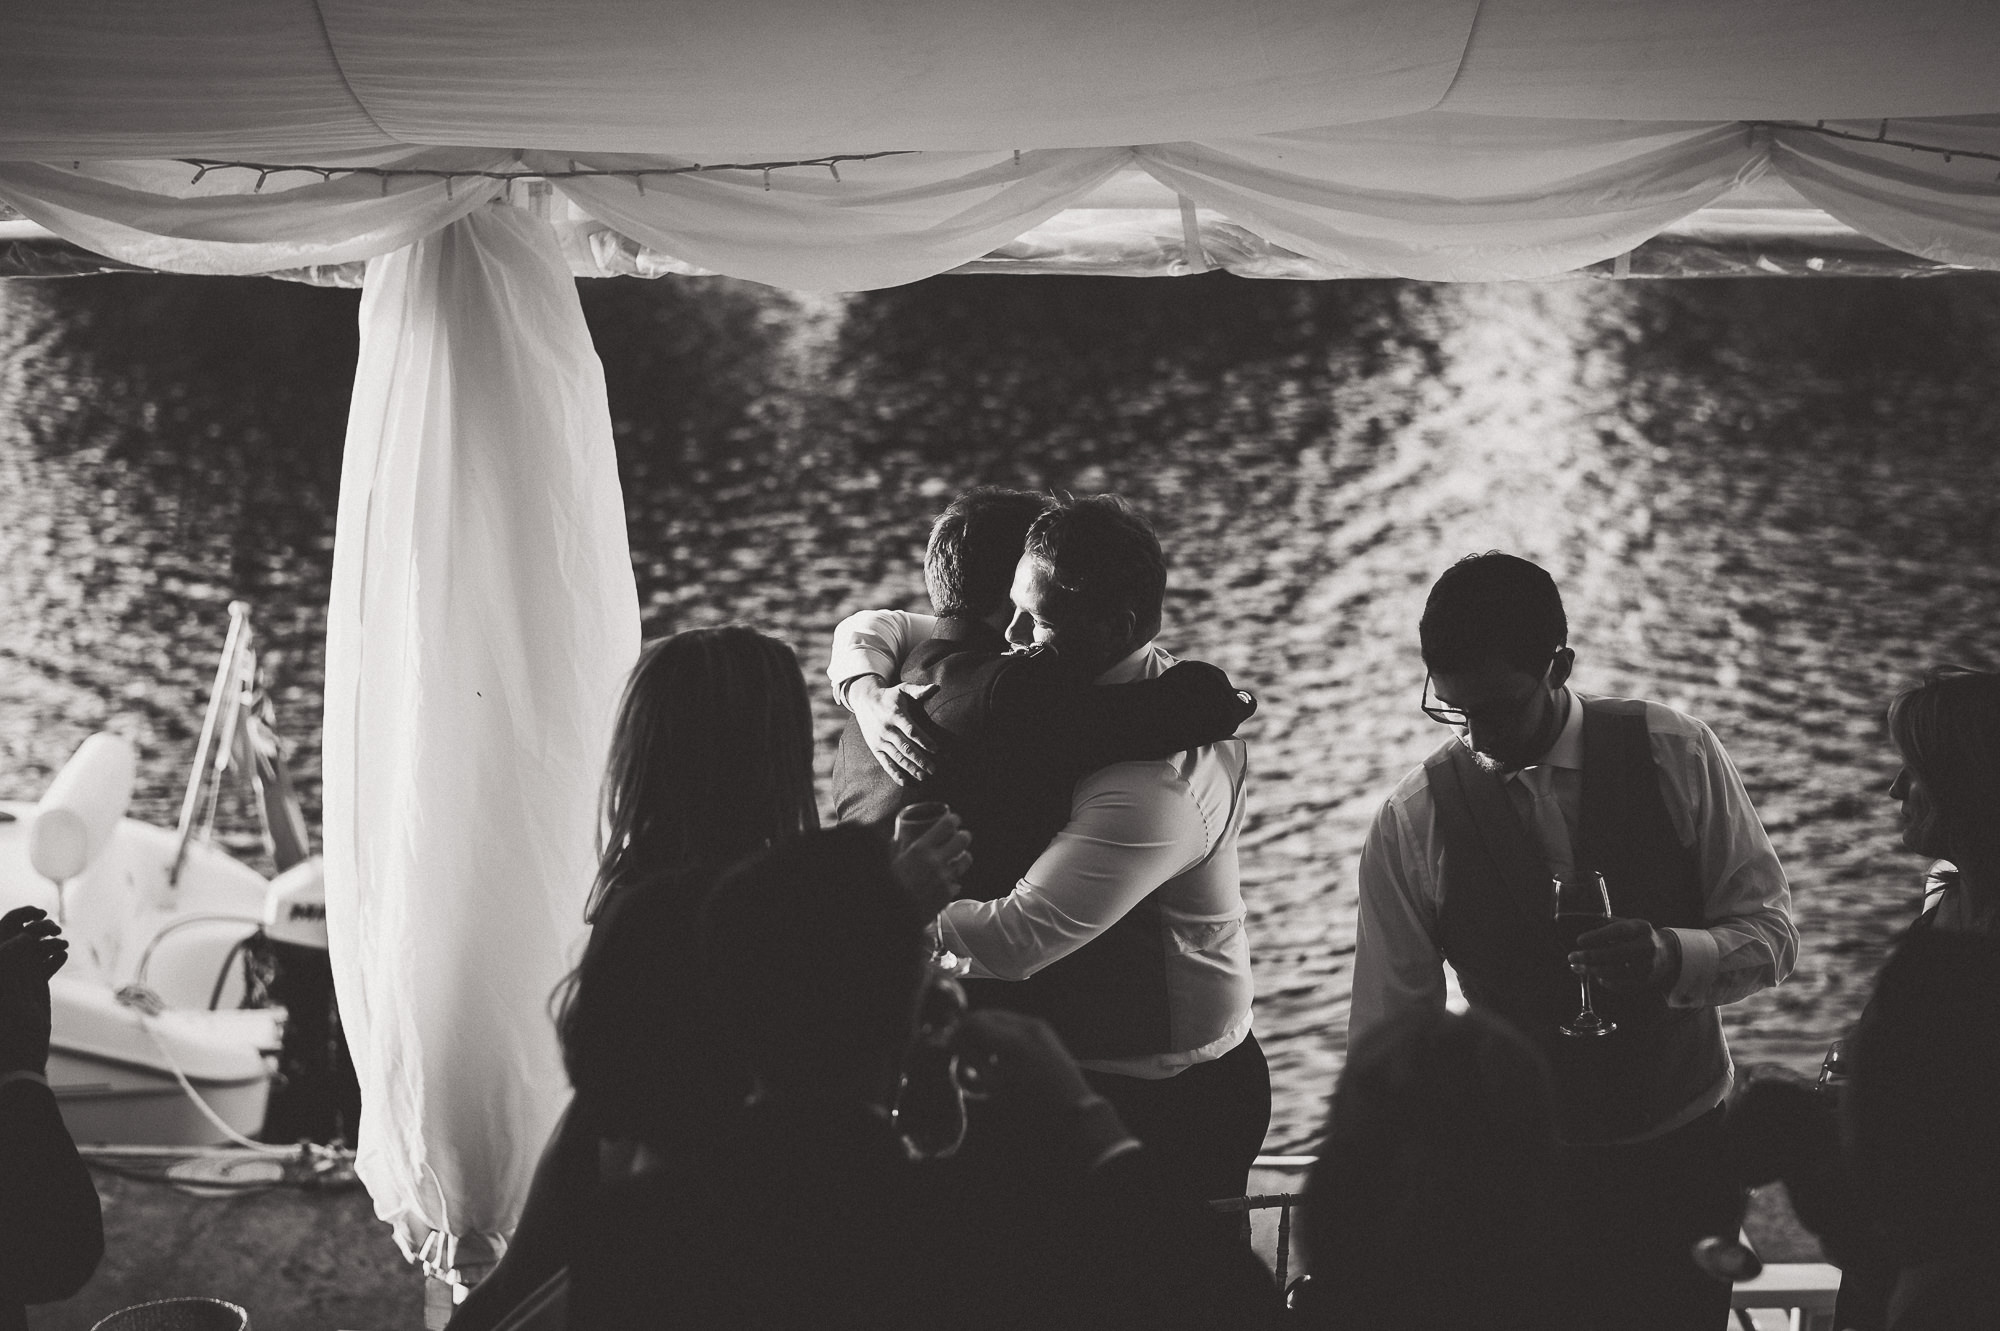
[582,626,820,921]
[449,626,820,1330]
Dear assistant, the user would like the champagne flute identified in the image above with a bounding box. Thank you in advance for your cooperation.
[1554,871,1616,1038]
[893,801,970,977]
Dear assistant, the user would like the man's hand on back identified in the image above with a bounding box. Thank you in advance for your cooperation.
[847,676,942,785]
[0,906,68,1077]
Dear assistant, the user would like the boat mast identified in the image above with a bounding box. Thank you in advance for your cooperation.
[170,600,253,887]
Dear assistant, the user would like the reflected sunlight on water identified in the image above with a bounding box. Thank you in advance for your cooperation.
[4,270,2000,1150]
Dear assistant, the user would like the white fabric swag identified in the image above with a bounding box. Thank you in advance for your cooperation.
[322,204,638,1255]
[6,0,2000,1270]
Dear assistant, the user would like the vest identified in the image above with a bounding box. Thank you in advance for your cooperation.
[1425,698,1729,1143]
[830,623,1172,1060]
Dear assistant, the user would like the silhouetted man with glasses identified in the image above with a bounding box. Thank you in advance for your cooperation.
[1351,552,1797,1331]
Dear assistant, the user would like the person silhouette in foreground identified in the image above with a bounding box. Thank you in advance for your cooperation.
[1,906,103,1331]
[1294,1007,1565,1331]
[1352,552,1797,1331]
[564,827,1282,1331]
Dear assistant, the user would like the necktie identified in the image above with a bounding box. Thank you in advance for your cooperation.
[1517,766,1576,886]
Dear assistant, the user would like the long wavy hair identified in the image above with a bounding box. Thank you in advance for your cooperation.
[1888,665,2000,872]
[585,626,819,921]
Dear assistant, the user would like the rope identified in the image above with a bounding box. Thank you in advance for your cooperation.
[113,983,296,1158]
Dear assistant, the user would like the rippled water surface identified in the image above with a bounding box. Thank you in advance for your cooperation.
[5,271,2000,1152]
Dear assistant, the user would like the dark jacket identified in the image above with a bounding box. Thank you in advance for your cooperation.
[0,1077,104,1330]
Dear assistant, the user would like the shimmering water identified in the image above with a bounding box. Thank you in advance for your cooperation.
[5,271,2000,1153]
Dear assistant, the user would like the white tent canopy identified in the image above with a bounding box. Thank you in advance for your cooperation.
[7,0,2000,1270]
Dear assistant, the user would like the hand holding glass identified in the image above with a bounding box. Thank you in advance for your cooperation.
[1554,872,1616,1038]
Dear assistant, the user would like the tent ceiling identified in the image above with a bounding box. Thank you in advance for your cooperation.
[4,0,1999,162]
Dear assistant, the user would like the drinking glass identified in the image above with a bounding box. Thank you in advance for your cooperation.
[894,968,971,1161]
[1554,871,1616,1038]
[893,801,970,977]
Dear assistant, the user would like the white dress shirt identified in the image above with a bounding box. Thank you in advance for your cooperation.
[1351,687,1798,1135]
[826,607,936,698]
[828,612,1256,1079]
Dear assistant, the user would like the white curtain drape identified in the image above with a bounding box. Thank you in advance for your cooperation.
[1137,118,1765,281]
[0,151,505,275]
[322,204,639,1256]
[546,148,1131,292]
[1769,118,2000,271]
[11,119,2000,291]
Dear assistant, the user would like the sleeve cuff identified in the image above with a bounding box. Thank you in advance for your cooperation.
[0,1069,49,1093]
[831,671,875,710]
[1087,1137,1145,1173]
[1065,1094,1140,1174]
[1667,927,1718,1008]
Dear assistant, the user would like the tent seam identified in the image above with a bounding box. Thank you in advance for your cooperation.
[1430,0,1490,112]
[305,0,400,144]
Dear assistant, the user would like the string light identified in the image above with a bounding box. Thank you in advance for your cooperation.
[159,150,910,193]
[130,127,2000,198]
[1758,119,2000,169]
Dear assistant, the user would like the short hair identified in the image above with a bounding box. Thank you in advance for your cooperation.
[590,627,819,920]
[1020,494,1166,634]
[1419,552,1567,677]
[701,827,927,1082]
[1302,1008,1560,1330]
[924,487,1050,620]
[1888,666,2000,868]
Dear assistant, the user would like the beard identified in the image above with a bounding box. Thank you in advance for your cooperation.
[1463,736,1534,774]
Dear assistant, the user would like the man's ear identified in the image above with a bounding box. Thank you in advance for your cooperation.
[1548,647,1576,691]
[1111,608,1140,652]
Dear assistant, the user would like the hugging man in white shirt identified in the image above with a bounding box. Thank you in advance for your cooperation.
[829,494,1269,1219]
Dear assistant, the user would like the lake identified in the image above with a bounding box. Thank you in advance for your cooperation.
[4,268,2000,1152]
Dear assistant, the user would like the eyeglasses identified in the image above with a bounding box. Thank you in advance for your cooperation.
[1420,674,1467,727]
[1419,656,1563,729]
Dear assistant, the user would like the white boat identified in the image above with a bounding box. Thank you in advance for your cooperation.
[0,796,279,1145]
[0,604,325,1146]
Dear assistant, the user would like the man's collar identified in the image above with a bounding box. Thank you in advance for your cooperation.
[1521,686,1582,774]
[931,614,1009,651]
[1094,640,1166,685]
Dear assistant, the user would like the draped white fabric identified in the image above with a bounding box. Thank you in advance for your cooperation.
[11,119,2000,290]
[0,152,504,276]
[1769,119,2000,272]
[322,204,638,1256]
[547,148,1131,292]
[1137,118,1765,281]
